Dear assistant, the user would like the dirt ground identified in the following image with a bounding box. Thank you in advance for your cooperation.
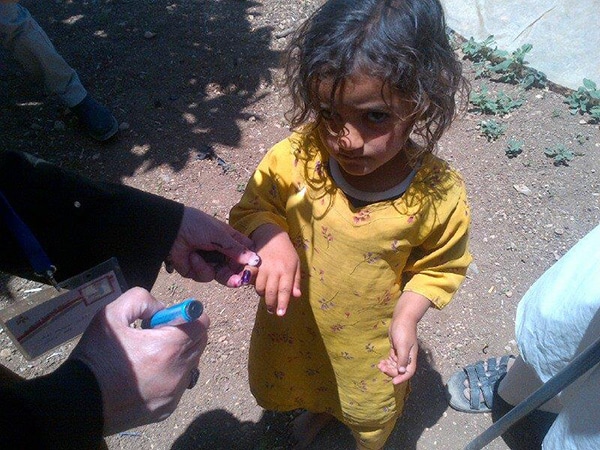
[1,1,599,449]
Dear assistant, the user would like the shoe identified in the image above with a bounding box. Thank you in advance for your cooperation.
[71,95,119,141]
[446,355,515,413]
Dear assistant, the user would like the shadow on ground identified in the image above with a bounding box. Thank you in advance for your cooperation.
[1,0,280,181]
[171,345,446,450]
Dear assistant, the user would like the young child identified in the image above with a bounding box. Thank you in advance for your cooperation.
[230,0,472,448]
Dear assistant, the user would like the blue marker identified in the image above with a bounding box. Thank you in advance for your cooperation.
[142,299,204,329]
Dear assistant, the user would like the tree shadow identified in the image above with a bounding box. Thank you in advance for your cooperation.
[1,0,281,181]
[171,344,447,449]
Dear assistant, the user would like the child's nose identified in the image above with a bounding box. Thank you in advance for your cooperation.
[337,123,364,151]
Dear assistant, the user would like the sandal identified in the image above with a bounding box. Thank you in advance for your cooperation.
[446,355,515,413]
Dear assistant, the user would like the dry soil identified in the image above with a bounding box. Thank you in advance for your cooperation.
[1,1,599,449]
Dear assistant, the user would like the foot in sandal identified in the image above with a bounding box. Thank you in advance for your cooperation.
[446,355,516,413]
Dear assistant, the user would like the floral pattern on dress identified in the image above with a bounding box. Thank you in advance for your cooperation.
[230,134,471,428]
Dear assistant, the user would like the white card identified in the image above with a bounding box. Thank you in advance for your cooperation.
[0,258,127,360]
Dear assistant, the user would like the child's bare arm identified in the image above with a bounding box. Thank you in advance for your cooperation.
[249,223,302,316]
[378,291,431,384]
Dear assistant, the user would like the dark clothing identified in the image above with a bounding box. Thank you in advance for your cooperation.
[0,150,183,290]
[0,150,185,448]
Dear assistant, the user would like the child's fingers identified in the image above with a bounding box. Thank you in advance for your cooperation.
[292,262,302,298]
[276,290,291,316]
[377,358,399,378]
[273,262,301,316]
[275,275,295,316]
[391,346,418,385]
[391,338,413,373]
[263,273,283,315]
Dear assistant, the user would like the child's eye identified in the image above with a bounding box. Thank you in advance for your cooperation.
[366,111,390,123]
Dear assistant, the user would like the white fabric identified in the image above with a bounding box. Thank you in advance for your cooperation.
[515,223,600,449]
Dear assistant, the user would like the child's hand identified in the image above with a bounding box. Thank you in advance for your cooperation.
[246,223,301,316]
[378,291,431,384]
[378,321,418,385]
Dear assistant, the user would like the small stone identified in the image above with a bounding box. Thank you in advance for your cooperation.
[467,262,479,275]
[54,120,65,130]
[0,348,12,358]
[119,122,130,130]
[144,31,156,39]
[513,184,532,196]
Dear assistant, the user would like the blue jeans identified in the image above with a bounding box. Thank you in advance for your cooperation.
[0,2,87,107]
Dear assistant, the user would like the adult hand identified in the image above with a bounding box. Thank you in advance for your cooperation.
[167,207,261,287]
[69,287,210,436]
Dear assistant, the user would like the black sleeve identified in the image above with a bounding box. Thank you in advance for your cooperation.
[0,150,185,290]
[0,360,104,449]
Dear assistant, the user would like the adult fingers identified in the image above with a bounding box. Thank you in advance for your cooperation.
[186,252,217,282]
[171,312,211,358]
[104,287,165,326]
[218,243,261,268]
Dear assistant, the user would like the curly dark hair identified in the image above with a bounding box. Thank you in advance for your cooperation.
[283,0,468,155]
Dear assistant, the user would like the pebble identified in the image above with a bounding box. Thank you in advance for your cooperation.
[0,348,12,358]
[144,31,156,39]
[513,184,532,196]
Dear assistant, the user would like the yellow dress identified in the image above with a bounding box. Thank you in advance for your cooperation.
[229,132,471,429]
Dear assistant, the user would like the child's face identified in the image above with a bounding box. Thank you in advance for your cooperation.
[317,73,413,191]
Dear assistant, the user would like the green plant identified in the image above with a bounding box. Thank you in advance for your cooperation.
[461,36,547,89]
[461,35,497,61]
[544,144,574,166]
[564,79,600,123]
[469,85,524,115]
[506,138,524,158]
[479,119,506,141]
[575,133,589,145]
